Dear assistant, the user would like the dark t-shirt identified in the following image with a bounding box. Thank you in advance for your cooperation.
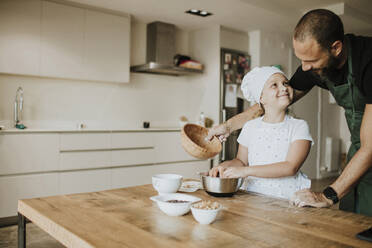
[289,34,372,104]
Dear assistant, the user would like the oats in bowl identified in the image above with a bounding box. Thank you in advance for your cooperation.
[191,200,222,224]
[192,200,220,210]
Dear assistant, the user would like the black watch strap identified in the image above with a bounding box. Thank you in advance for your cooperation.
[323,186,339,204]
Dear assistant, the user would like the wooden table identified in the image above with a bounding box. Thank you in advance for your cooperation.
[18,184,372,248]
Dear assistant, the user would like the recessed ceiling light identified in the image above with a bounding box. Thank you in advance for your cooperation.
[185,9,213,17]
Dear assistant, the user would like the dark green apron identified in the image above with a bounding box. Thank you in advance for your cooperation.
[323,36,372,216]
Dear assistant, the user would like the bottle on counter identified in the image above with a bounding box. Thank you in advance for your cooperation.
[198,112,205,127]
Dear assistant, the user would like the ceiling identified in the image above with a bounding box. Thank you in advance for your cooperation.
[67,0,372,35]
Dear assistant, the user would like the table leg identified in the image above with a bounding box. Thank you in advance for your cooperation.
[18,212,26,248]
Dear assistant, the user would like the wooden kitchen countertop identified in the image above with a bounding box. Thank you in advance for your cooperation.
[18,184,372,248]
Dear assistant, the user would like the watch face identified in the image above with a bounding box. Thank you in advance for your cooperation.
[323,187,339,203]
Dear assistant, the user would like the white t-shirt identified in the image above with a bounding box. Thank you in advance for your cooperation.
[237,114,313,199]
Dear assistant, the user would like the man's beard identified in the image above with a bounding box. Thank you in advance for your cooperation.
[310,53,341,81]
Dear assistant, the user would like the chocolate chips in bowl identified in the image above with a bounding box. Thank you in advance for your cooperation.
[150,193,201,216]
[166,200,190,203]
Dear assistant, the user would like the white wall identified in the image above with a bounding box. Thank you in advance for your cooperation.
[249,30,291,75]
[189,25,221,126]
[248,30,260,69]
[220,27,249,52]
[0,20,219,129]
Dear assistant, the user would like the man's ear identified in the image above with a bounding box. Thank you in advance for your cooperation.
[330,40,343,57]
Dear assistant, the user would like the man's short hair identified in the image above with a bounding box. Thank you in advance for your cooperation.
[294,9,344,50]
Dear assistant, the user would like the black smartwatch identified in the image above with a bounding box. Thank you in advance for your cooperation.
[323,186,339,204]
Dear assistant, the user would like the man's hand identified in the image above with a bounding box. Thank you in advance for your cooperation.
[290,189,333,208]
[206,123,230,142]
[222,166,248,178]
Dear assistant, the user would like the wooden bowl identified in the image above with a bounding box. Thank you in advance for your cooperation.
[181,124,222,160]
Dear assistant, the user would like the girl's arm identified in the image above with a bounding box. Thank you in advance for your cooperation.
[209,145,248,177]
[223,140,311,178]
[206,104,263,142]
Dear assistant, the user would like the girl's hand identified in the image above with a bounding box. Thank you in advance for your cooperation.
[209,160,236,177]
[209,166,222,177]
[222,166,248,178]
[209,165,229,177]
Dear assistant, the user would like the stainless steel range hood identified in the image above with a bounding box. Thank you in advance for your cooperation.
[130,21,203,76]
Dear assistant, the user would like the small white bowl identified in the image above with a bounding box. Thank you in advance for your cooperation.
[150,193,201,216]
[191,203,222,224]
[152,174,183,194]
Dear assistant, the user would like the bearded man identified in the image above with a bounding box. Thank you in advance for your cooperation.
[207,9,372,216]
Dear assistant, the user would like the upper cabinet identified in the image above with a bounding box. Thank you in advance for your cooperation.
[41,1,85,79]
[0,0,130,83]
[0,0,41,76]
[83,10,130,82]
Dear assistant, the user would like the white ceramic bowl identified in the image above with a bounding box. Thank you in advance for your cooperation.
[152,174,183,194]
[191,203,222,224]
[150,193,201,216]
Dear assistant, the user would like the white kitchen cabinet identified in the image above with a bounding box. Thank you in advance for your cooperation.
[111,132,155,149]
[154,132,196,163]
[111,161,210,189]
[60,150,111,170]
[111,149,155,167]
[60,132,110,151]
[59,132,111,170]
[0,130,210,218]
[83,10,130,83]
[59,169,111,195]
[0,133,59,175]
[40,1,130,82]
[111,165,156,188]
[40,1,85,79]
[155,161,210,179]
[0,0,130,82]
[0,0,41,76]
[0,173,59,218]
[110,132,155,166]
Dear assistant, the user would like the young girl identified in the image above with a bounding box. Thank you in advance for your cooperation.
[209,66,312,200]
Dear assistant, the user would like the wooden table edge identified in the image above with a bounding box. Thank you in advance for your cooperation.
[18,199,93,248]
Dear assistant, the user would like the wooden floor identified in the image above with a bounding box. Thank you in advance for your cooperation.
[0,223,64,248]
[0,178,338,248]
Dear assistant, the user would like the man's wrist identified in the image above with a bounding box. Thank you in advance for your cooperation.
[322,186,339,204]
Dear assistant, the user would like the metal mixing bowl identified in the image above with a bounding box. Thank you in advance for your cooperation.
[200,172,243,197]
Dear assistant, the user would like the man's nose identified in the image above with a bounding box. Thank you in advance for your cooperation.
[302,62,312,71]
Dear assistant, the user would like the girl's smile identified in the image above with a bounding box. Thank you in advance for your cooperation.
[260,73,294,110]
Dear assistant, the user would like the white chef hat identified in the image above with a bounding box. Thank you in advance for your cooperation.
[241,66,285,104]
